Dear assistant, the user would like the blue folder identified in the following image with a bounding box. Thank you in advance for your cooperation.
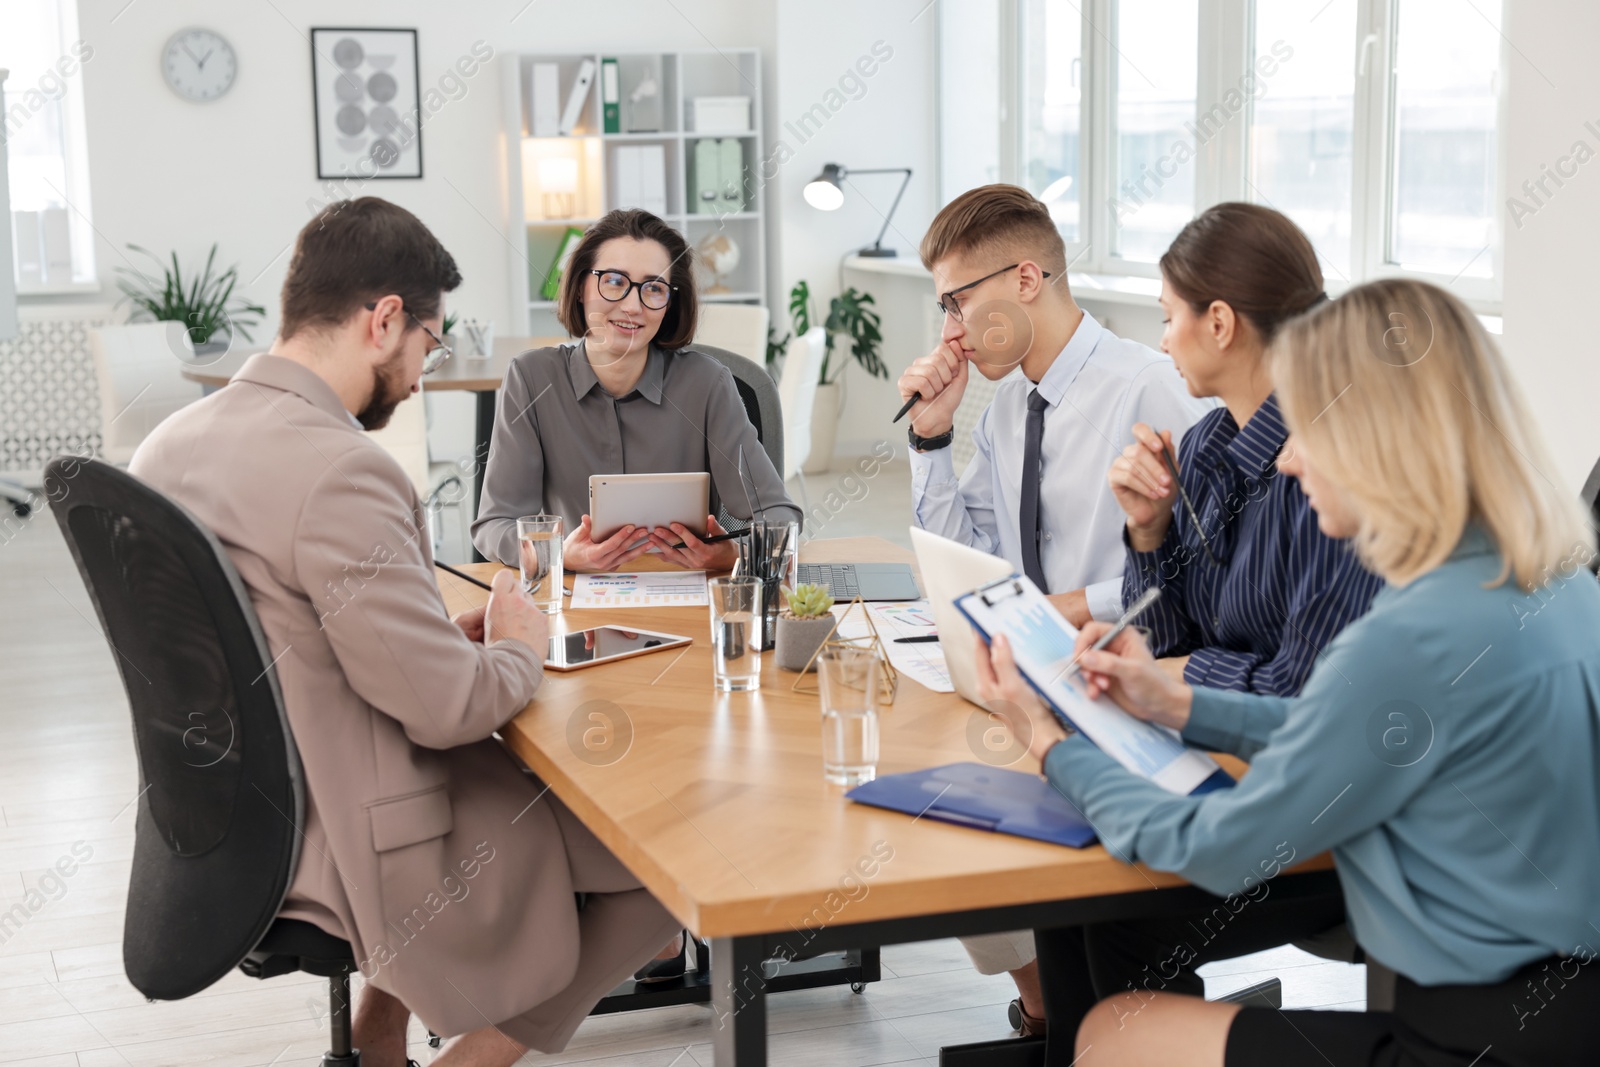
[846,762,1099,848]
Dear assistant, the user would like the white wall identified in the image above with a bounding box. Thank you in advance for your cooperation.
[71,0,777,340]
[767,1,939,461]
[1500,0,1600,492]
[63,0,947,468]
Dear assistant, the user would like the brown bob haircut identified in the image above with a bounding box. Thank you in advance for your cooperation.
[279,197,461,341]
[557,209,699,349]
[919,183,1067,276]
[1159,202,1325,344]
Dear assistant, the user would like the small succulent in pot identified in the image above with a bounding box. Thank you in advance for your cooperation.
[774,583,838,672]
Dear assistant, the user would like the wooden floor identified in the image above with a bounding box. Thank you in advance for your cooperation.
[0,462,1364,1065]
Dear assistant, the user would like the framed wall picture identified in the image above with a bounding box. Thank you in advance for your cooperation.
[310,27,423,180]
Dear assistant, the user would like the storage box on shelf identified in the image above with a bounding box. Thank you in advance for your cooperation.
[503,50,768,333]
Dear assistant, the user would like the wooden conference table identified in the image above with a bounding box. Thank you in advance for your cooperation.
[433,536,1336,1066]
[179,336,563,555]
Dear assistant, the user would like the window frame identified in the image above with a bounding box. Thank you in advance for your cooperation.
[939,0,1507,309]
[3,0,98,296]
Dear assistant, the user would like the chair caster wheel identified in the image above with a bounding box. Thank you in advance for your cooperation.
[11,503,28,518]
[851,981,866,994]
[428,1031,442,1048]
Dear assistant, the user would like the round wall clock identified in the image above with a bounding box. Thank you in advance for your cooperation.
[161,28,237,102]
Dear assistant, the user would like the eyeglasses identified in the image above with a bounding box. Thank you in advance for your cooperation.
[364,302,453,374]
[935,263,1052,321]
[590,269,675,311]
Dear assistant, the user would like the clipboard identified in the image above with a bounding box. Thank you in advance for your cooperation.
[846,763,1097,848]
[956,573,1232,797]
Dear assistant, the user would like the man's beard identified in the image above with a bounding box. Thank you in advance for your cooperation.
[357,351,410,431]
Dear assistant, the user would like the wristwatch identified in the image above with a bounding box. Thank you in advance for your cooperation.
[908,425,954,452]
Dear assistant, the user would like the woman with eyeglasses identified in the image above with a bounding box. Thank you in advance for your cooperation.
[981,278,1600,1066]
[472,209,799,572]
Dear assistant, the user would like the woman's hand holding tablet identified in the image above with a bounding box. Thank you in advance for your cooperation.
[563,515,655,572]
[647,514,738,570]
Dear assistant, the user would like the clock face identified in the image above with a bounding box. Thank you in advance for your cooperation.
[162,28,237,102]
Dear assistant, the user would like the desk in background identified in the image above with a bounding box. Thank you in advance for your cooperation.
[179,336,565,557]
[435,535,1336,1066]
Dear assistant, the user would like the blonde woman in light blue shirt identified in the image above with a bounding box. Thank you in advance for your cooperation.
[981,279,1600,1067]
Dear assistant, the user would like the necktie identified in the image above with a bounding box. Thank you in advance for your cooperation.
[1019,389,1049,591]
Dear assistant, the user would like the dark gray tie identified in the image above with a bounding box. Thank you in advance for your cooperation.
[1019,389,1049,591]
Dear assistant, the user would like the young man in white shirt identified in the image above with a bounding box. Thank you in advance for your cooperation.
[898,183,1210,1035]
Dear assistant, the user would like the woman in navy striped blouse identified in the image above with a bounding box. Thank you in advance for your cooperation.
[1109,203,1383,696]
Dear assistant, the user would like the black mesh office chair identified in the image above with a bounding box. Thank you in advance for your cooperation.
[695,345,785,532]
[1582,454,1600,571]
[45,456,365,1066]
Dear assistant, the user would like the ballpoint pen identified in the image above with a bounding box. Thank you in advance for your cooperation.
[434,560,493,591]
[1159,441,1219,566]
[892,391,921,423]
[1050,586,1162,684]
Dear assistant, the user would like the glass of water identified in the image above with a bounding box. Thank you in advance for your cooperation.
[709,576,761,692]
[818,647,880,786]
[517,514,565,614]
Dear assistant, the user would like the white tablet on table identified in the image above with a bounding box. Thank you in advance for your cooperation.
[588,472,710,541]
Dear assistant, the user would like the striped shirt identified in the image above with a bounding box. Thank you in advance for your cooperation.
[1121,392,1384,696]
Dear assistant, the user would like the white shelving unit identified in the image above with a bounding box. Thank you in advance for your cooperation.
[501,50,767,337]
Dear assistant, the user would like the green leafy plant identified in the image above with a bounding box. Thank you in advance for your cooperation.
[765,325,791,371]
[782,582,835,618]
[115,243,265,348]
[443,312,459,337]
[789,279,886,386]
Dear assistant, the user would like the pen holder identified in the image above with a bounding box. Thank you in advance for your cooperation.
[735,519,798,650]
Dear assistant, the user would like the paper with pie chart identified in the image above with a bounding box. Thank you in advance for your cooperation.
[569,571,710,609]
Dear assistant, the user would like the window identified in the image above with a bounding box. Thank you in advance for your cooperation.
[1,0,97,292]
[1249,0,1358,279]
[937,0,1004,202]
[1021,0,1083,244]
[938,0,1506,303]
[1387,0,1500,279]
[1110,0,1197,262]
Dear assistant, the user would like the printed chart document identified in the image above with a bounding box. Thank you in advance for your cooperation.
[830,599,954,693]
[570,570,709,609]
[956,575,1228,795]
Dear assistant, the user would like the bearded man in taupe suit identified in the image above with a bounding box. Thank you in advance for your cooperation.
[131,198,680,1066]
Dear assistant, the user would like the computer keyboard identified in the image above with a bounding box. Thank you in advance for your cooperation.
[797,563,858,598]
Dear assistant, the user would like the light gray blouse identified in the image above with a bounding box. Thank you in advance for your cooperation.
[470,341,801,565]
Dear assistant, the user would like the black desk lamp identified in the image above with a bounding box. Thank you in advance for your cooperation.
[803,163,913,258]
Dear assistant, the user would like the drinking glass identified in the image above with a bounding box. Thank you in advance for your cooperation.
[517,514,565,614]
[818,647,880,786]
[709,576,761,692]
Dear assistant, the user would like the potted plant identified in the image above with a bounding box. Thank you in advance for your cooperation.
[774,582,837,672]
[115,243,266,355]
[787,280,886,474]
[442,311,459,353]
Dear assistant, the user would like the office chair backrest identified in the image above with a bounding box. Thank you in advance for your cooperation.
[89,322,205,464]
[694,343,784,478]
[1582,454,1600,570]
[693,303,770,367]
[776,327,827,480]
[44,457,304,1001]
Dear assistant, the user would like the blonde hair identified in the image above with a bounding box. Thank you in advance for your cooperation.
[1272,278,1592,591]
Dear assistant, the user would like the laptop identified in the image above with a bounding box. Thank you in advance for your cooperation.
[796,562,920,602]
[908,527,1015,710]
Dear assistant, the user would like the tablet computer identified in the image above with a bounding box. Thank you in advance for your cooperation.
[588,472,710,541]
[955,573,1231,796]
[545,626,692,671]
